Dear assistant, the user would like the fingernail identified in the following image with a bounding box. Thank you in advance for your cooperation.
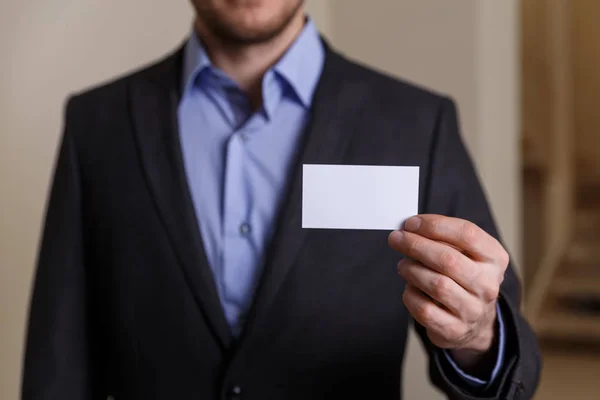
[404,216,421,232]
[389,230,403,243]
[397,259,405,274]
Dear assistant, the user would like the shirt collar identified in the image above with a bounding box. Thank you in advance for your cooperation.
[271,18,324,107]
[181,29,213,94]
[181,18,324,108]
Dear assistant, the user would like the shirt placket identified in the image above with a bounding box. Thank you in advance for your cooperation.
[220,101,270,333]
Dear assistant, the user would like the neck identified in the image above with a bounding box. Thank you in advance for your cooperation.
[195,12,305,106]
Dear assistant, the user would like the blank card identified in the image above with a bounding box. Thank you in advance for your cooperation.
[302,164,419,230]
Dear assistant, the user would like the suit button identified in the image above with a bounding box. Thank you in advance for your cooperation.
[517,382,524,396]
[227,385,242,400]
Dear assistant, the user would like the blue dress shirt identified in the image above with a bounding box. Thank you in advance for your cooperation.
[178,18,504,387]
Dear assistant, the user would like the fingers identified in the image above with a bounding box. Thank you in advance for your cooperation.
[402,284,469,347]
[402,214,503,262]
[394,215,506,351]
[398,259,482,322]
[389,229,479,293]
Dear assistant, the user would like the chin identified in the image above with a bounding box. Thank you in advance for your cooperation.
[219,12,299,43]
[194,0,304,44]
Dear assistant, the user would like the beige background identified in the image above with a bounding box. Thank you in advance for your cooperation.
[0,1,519,399]
[573,0,600,181]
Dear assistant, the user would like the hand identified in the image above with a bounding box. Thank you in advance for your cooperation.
[388,215,509,365]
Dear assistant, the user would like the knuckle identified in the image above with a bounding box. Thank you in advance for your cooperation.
[498,270,506,285]
[415,301,435,325]
[432,274,451,300]
[408,237,423,257]
[439,250,459,274]
[460,222,479,247]
[429,217,442,236]
[481,282,500,303]
[498,249,510,268]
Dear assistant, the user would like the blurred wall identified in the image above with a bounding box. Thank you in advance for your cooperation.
[573,0,600,182]
[0,1,519,400]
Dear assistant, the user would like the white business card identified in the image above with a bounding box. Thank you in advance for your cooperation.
[302,164,419,230]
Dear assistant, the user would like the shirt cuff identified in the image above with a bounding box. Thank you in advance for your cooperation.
[442,302,506,387]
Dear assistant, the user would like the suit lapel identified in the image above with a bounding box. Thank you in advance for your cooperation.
[241,47,372,338]
[129,49,233,349]
[128,44,370,349]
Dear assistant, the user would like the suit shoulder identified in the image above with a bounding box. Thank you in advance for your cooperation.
[66,47,181,112]
[335,52,450,110]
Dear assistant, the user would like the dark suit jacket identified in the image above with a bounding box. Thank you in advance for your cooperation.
[22,43,541,400]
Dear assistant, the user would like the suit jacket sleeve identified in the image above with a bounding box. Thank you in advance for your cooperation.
[21,98,105,400]
[415,97,542,400]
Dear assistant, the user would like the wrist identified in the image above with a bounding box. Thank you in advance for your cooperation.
[462,319,496,353]
[449,306,498,372]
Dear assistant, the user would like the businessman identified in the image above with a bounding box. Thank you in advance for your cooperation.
[22,1,541,399]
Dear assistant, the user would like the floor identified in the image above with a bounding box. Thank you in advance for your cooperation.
[534,342,600,399]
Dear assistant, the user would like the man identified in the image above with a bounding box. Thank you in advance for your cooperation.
[22,1,541,399]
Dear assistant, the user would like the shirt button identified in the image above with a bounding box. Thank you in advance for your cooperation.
[240,133,250,142]
[239,223,251,235]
